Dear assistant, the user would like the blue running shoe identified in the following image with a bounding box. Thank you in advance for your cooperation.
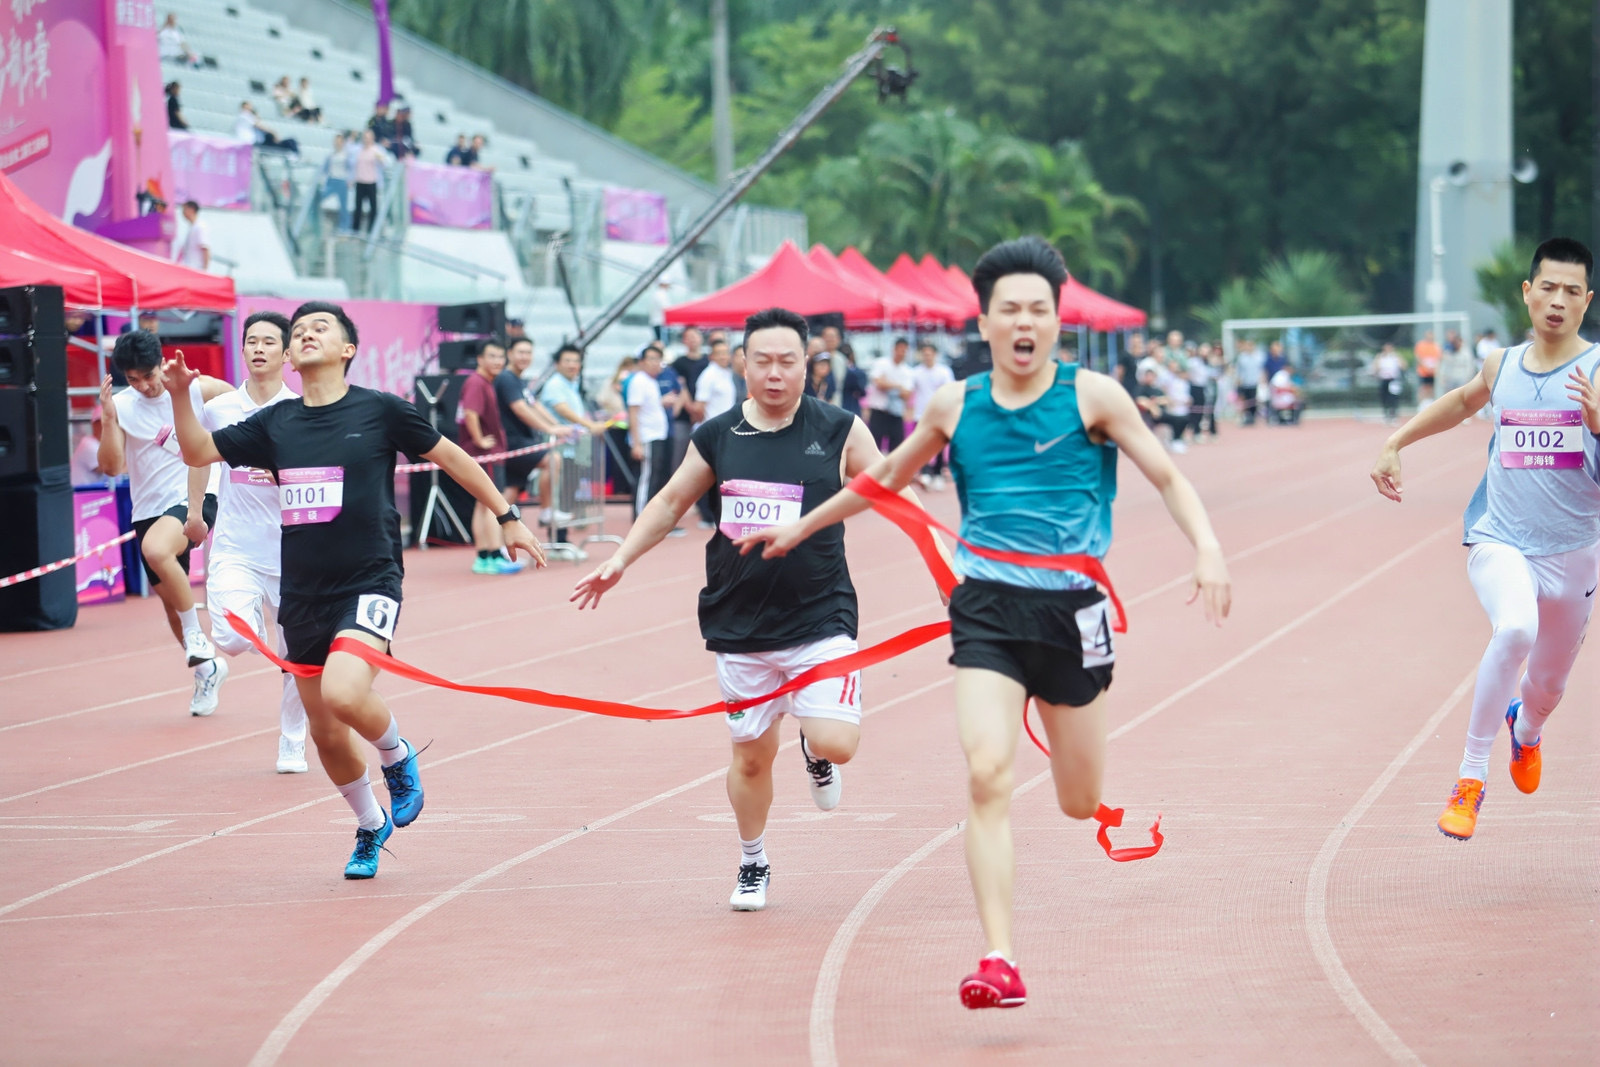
[344,810,393,879]
[381,738,425,827]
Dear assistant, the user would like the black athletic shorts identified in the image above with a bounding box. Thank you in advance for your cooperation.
[280,589,402,667]
[131,494,218,586]
[504,441,546,491]
[948,578,1114,707]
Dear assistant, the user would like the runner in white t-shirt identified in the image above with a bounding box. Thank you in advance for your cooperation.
[201,312,310,772]
[97,329,232,715]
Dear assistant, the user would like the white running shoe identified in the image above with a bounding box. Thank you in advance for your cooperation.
[276,735,309,773]
[183,628,217,667]
[730,863,770,911]
[801,732,842,811]
[538,507,575,526]
[189,657,228,716]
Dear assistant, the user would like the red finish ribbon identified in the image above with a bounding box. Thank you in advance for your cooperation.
[845,473,1126,632]
[1024,703,1164,861]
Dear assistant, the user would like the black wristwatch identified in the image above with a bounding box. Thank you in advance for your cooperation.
[496,503,521,525]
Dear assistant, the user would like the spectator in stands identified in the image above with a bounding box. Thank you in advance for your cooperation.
[626,345,672,518]
[320,132,353,233]
[505,318,528,343]
[469,134,492,171]
[351,130,390,233]
[540,344,610,436]
[173,201,210,272]
[1263,339,1287,381]
[1371,341,1404,425]
[598,356,636,420]
[838,342,868,416]
[670,327,707,474]
[446,135,473,167]
[1269,364,1304,424]
[865,337,914,453]
[649,280,673,340]
[806,350,837,404]
[817,325,847,401]
[272,77,298,117]
[690,338,738,527]
[499,338,575,528]
[456,339,524,575]
[1161,352,1192,452]
[367,102,396,149]
[911,339,954,489]
[1473,328,1496,369]
[158,13,201,68]
[389,102,417,159]
[1116,331,1144,390]
[165,82,188,131]
[731,344,748,404]
[296,78,323,124]
[1132,364,1170,429]
[1413,330,1442,403]
[1234,338,1265,426]
[234,101,299,157]
[1187,341,1216,442]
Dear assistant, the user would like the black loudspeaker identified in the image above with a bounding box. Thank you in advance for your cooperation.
[0,331,68,391]
[436,339,481,372]
[437,301,505,337]
[0,465,77,631]
[0,285,66,336]
[0,385,70,481]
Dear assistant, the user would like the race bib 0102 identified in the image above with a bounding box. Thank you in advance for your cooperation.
[279,466,345,525]
[1498,409,1583,470]
[719,479,803,540]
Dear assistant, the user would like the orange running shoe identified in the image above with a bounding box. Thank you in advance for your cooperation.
[960,956,1026,1009]
[1437,778,1485,840]
[1505,701,1541,794]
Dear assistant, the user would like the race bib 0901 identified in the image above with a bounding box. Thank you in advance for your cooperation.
[1498,410,1583,470]
[279,466,345,525]
[719,479,803,540]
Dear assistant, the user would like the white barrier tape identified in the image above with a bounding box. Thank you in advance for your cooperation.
[395,441,554,475]
[0,532,136,590]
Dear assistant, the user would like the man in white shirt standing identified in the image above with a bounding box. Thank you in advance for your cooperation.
[201,312,310,771]
[865,337,915,452]
[626,345,671,517]
[909,339,954,488]
[694,337,738,425]
[97,329,233,714]
[175,201,209,272]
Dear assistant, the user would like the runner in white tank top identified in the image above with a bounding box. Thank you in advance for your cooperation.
[1371,238,1598,841]
[202,312,311,773]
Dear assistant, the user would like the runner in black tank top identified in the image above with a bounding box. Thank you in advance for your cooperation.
[572,308,944,913]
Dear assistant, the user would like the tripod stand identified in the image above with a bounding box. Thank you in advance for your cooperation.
[413,376,471,550]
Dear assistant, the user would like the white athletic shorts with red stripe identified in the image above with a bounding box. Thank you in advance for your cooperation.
[716,634,862,743]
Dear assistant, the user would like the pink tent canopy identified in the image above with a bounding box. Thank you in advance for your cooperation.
[664,240,886,327]
[0,169,236,311]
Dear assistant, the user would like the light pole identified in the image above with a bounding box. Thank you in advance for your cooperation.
[1427,175,1447,364]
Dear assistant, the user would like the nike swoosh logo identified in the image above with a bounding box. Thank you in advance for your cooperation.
[1034,433,1069,454]
[1587,586,1596,598]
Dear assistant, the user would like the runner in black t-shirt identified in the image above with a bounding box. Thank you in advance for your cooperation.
[571,307,945,912]
[165,301,544,881]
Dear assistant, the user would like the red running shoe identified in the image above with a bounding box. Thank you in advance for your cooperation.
[959,956,1026,1009]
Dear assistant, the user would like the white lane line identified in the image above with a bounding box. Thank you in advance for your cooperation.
[1304,669,1472,1066]
[806,522,1458,1067]
[247,676,953,1067]
[0,729,280,804]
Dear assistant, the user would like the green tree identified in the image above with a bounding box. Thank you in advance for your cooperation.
[1475,240,1537,337]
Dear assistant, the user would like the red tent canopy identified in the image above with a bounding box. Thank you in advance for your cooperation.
[1061,277,1147,330]
[0,247,137,309]
[836,247,966,327]
[916,255,980,317]
[665,241,885,327]
[887,254,975,322]
[0,169,236,311]
[807,244,920,323]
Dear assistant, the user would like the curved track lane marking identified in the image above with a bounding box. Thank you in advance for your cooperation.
[1303,668,1473,1065]
[806,522,1458,1067]
[246,676,954,1067]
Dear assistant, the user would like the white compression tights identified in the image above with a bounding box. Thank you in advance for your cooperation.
[1460,541,1599,781]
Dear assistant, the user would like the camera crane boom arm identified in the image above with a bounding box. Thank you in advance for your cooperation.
[572,27,913,352]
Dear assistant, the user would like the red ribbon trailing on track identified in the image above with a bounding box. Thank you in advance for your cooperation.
[845,473,1126,633]
[222,472,1161,861]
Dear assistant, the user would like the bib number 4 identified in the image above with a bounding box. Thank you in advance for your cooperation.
[1076,601,1114,668]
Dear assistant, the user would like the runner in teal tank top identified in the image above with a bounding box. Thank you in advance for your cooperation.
[736,236,1232,1012]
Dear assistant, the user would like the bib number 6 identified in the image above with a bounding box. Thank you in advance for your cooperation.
[355,594,399,642]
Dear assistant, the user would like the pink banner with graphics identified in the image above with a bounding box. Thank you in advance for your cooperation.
[73,488,125,604]
[406,160,492,230]
[169,131,251,208]
[235,297,442,399]
[604,186,670,244]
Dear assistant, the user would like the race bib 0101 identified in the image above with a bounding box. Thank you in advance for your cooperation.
[719,479,803,540]
[1498,409,1583,470]
[279,466,345,525]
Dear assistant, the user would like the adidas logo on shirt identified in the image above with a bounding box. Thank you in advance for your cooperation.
[804,441,825,456]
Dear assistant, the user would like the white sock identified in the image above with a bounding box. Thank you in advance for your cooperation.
[193,659,219,680]
[984,950,1016,967]
[740,835,766,868]
[1458,732,1493,782]
[1512,708,1543,747]
[178,607,200,633]
[337,772,385,830]
[375,718,407,766]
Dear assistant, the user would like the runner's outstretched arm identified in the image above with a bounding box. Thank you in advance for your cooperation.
[1078,371,1231,624]
[570,443,717,609]
[423,439,546,566]
[1370,350,1501,502]
[161,353,225,466]
[735,380,963,559]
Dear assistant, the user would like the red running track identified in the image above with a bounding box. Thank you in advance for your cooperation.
[0,418,1595,1065]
